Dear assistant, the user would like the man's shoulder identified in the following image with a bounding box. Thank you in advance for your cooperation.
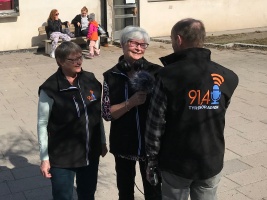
[210,61,238,78]
[212,62,239,88]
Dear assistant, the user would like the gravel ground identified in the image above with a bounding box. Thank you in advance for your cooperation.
[205,31,267,45]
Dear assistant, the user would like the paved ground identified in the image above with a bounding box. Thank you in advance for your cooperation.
[0,40,267,200]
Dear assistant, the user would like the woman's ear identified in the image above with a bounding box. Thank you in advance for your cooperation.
[121,43,128,52]
[57,59,64,67]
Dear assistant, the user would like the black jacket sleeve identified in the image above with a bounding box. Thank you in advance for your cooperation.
[71,14,81,25]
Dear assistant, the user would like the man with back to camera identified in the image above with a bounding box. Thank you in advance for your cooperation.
[145,18,239,200]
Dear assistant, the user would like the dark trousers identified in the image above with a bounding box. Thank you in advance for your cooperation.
[74,28,88,37]
[81,29,88,36]
[50,157,99,200]
[115,156,162,200]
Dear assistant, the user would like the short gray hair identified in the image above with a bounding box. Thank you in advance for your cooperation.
[171,18,206,47]
[120,26,150,46]
[55,42,82,66]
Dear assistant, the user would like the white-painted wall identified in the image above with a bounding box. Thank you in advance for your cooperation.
[0,0,100,51]
[139,0,267,37]
[1,0,267,51]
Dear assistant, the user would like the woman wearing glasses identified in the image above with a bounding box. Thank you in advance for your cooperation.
[37,41,108,200]
[102,26,162,200]
[71,6,90,37]
[47,9,71,58]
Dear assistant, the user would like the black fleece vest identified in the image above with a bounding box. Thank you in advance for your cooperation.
[103,57,162,156]
[39,69,102,168]
[158,48,238,179]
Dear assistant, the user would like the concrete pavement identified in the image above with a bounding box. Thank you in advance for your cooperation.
[0,40,267,200]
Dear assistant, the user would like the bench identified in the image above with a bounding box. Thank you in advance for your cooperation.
[38,24,108,55]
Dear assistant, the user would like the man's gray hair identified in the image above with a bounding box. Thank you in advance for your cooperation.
[171,18,206,47]
[120,26,150,46]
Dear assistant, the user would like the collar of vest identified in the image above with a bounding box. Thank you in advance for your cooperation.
[114,55,152,72]
[159,48,211,66]
[56,68,83,91]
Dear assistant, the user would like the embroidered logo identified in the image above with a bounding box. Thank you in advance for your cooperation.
[188,73,224,110]
[87,90,96,101]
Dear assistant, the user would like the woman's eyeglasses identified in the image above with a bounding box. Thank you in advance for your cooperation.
[55,13,59,16]
[66,56,83,64]
[128,40,149,49]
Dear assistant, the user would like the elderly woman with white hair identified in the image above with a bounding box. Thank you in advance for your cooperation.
[102,26,162,200]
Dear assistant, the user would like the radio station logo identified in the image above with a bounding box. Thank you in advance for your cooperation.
[87,90,96,102]
[188,73,224,110]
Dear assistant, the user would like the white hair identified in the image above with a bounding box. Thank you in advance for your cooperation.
[120,26,150,45]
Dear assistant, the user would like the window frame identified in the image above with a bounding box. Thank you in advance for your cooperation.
[0,0,19,18]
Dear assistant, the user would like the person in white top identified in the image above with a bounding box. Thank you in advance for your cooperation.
[71,6,90,37]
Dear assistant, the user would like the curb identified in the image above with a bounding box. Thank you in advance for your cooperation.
[151,38,267,51]
[204,42,267,50]
[0,47,44,55]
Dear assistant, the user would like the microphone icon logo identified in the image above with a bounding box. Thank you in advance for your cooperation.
[211,73,224,105]
[211,85,221,104]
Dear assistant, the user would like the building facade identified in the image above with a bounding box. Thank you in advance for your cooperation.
[0,0,101,51]
[0,0,267,51]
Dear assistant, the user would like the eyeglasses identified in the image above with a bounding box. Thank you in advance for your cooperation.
[128,40,149,49]
[55,13,59,16]
[66,56,83,64]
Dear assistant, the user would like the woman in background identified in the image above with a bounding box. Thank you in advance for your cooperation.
[47,9,71,58]
[71,6,90,37]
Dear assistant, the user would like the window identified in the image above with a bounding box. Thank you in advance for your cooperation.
[0,0,19,18]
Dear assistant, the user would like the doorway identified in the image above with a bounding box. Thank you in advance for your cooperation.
[113,0,139,41]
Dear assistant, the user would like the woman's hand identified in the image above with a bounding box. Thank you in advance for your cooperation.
[40,160,52,178]
[110,91,147,120]
[128,91,147,107]
[77,22,81,27]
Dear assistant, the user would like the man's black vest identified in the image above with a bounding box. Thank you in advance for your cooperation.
[158,48,238,179]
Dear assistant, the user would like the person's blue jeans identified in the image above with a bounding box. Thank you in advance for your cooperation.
[50,157,99,200]
[161,170,221,200]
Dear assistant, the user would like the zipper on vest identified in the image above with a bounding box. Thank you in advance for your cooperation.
[73,95,80,118]
[77,81,90,165]
[136,108,142,156]
[125,82,142,156]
